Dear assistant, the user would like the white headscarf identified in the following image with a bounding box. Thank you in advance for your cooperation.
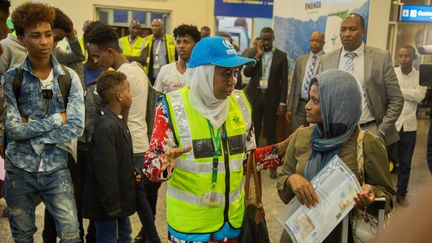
[187,65,229,129]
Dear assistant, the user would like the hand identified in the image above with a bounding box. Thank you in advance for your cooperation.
[255,46,263,60]
[285,111,292,124]
[134,169,142,184]
[277,133,293,158]
[161,145,192,176]
[60,112,67,124]
[21,116,28,123]
[0,144,4,159]
[354,184,375,209]
[277,105,287,116]
[287,174,319,208]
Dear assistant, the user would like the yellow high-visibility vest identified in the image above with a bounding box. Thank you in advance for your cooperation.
[142,34,176,74]
[164,87,252,234]
[119,35,144,57]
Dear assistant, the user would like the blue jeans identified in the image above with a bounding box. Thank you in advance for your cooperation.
[4,167,80,243]
[395,130,417,197]
[94,217,131,243]
[134,153,161,243]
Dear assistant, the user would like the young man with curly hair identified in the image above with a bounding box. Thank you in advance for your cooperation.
[3,2,84,242]
[85,24,159,242]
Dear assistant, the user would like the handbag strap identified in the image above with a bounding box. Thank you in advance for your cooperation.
[244,150,263,206]
[356,128,366,185]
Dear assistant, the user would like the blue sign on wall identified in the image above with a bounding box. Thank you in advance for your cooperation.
[400,5,432,23]
[214,0,273,18]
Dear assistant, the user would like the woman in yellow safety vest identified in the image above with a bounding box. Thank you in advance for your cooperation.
[143,36,290,243]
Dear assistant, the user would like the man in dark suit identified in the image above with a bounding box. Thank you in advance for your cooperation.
[244,27,288,178]
[319,13,403,145]
[286,31,325,130]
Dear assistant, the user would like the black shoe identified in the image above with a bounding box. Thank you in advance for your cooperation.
[396,196,409,207]
[270,168,278,179]
[133,229,148,243]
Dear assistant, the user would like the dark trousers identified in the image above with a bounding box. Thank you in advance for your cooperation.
[134,153,161,243]
[94,217,131,243]
[427,119,432,172]
[252,90,278,146]
[389,129,417,197]
[42,149,96,243]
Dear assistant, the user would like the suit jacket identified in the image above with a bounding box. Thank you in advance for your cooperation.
[82,107,136,220]
[286,54,309,113]
[244,48,288,110]
[319,46,404,145]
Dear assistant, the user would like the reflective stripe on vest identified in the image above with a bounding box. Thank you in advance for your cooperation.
[143,34,176,74]
[167,182,243,207]
[119,36,144,57]
[165,87,252,234]
[175,157,243,174]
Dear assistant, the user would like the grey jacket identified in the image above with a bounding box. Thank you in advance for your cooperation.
[319,46,404,145]
[0,34,27,74]
[286,54,309,113]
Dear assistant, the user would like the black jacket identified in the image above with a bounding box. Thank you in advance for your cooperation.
[244,48,288,110]
[82,107,136,220]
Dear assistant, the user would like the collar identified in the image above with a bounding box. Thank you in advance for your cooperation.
[310,50,324,58]
[342,42,365,57]
[264,47,275,54]
[153,34,166,42]
[397,66,416,77]
[22,55,66,78]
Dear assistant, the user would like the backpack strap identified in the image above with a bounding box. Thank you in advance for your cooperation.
[57,64,72,108]
[12,64,72,108]
[12,65,25,100]
[356,127,366,185]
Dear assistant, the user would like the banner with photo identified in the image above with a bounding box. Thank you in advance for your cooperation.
[273,0,370,70]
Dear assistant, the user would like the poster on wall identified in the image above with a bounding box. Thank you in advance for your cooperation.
[214,0,273,18]
[273,0,370,69]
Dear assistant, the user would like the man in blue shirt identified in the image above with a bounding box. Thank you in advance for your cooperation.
[3,2,84,242]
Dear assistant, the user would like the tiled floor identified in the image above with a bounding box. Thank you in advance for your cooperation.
[1,118,431,243]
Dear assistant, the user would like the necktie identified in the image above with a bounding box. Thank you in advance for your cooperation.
[344,52,357,73]
[303,55,317,97]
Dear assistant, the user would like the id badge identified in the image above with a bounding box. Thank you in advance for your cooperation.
[153,55,160,69]
[202,191,223,207]
[259,79,268,89]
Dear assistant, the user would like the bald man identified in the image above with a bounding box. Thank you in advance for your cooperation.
[141,18,176,84]
[319,13,403,145]
[286,31,325,130]
[119,20,145,60]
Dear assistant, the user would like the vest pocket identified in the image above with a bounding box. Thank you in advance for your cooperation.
[192,138,214,159]
[227,135,245,155]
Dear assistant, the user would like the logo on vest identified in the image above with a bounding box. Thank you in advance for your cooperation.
[233,115,240,126]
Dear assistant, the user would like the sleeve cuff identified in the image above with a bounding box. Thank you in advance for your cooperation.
[51,113,64,128]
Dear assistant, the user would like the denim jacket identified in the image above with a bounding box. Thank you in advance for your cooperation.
[3,56,84,172]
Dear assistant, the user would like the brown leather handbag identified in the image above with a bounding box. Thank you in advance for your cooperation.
[240,150,270,243]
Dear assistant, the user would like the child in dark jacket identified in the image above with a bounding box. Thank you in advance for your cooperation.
[82,70,136,242]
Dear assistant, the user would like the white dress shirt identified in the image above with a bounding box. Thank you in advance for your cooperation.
[338,43,375,124]
[394,66,427,132]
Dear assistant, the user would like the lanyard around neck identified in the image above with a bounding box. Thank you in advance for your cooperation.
[208,121,224,189]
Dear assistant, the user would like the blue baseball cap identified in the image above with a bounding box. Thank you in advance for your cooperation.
[188,36,256,68]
